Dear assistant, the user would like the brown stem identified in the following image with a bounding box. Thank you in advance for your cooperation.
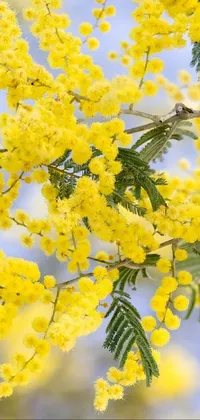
[1,172,24,196]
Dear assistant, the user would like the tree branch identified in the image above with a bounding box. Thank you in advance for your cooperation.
[125,102,200,134]
[121,108,160,123]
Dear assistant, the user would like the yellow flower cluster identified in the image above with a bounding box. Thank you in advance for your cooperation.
[146,267,191,347]
[94,347,160,412]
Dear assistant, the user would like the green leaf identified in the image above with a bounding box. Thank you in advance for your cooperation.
[140,134,169,163]
[184,285,196,320]
[177,252,200,277]
[105,300,117,318]
[180,121,193,127]
[118,148,150,170]
[145,254,160,265]
[113,267,140,292]
[104,296,159,384]
[114,328,132,361]
[112,192,147,217]
[136,173,166,211]
[132,125,170,151]
[118,297,141,319]
[175,128,198,140]
[191,42,200,73]
[106,306,121,330]
[119,335,137,368]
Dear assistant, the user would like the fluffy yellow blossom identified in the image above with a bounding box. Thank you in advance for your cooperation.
[32,317,49,333]
[165,313,181,330]
[177,271,193,285]
[143,81,158,96]
[0,382,13,398]
[174,249,188,261]
[107,51,118,60]
[161,276,178,293]
[87,37,100,50]
[141,316,157,332]
[150,295,168,312]
[178,159,190,171]
[156,258,171,273]
[20,234,34,248]
[79,22,93,36]
[99,21,111,33]
[44,275,56,289]
[151,328,170,347]
[174,295,189,311]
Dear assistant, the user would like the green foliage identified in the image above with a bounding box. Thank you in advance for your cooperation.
[184,285,196,320]
[113,254,160,292]
[138,123,197,163]
[111,191,147,217]
[48,166,77,199]
[177,242,200,276]
[104,294,159,386]
[191,42,200,73]
[48,144,167,212]
[115,148,167,211]
[132,124,170,151]
[114,267,140,291]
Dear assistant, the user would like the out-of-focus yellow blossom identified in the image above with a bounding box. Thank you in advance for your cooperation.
[145,347,199,402]
[156,258,171,273]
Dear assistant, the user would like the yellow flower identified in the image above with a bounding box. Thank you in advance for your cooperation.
[44,275,56,289]
[165,313,181,330]
[20,234,34,248]
[150,295,168,312]
[105,5,116,16]
[32,316,49,333]
[107,51,118,60]
[151,328,170,347]
[99,21,111,33]
[173,295,189,311]
[143,80,158,96]
[35,339,50,356]
[161,276,178,293]
[79,22,93,36]
[23,333,38,348]
[174,249,188,261]
[108,384,124,400]
[178,158,190,170]
[94,395,108,412]
[0,382,13,398]
[141,316,157,332]
[156,258,171,273]
[177,271,192,285]
[87,37,100,50]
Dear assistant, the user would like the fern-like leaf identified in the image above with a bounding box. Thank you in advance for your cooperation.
[191,42,200,73]
[104,296,159,386]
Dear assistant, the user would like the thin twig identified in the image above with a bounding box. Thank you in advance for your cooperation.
[48,165,80,179]
[139,47,150,90]
[1,172,24,195]
[121,108,160,123]
[159,238,179,250]
[44,288,61,336]
[82,0,108,45]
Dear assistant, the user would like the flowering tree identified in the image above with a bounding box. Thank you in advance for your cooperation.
[0,0,200,412]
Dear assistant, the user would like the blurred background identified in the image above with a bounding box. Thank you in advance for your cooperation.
[0,0,200,418]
